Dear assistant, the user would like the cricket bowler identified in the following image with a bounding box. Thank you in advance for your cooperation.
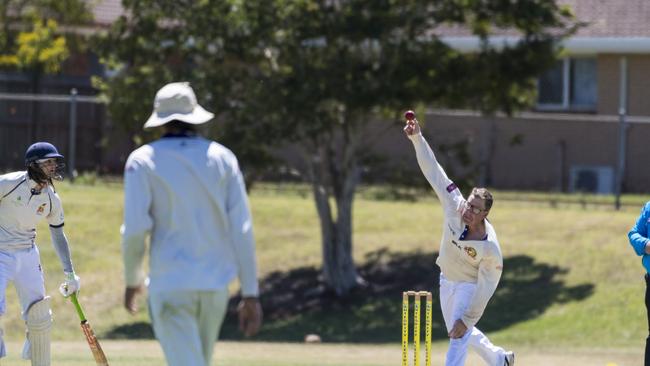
[404,115,514,366]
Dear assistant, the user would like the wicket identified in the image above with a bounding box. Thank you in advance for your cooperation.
[402,291,432,366]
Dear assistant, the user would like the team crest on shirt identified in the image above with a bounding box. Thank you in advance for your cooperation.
[36,203,47,215]
[464,246,477,258]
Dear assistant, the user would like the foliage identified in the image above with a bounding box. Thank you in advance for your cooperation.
[93,1,279,172]
[13,18,68,72]
[255,0,579,133]
[251,0,579,294]
[0,0,92,73]
[95,0,578,171]
[95,0,580,295]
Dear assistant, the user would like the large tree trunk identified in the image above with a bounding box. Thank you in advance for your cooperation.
[308,120,364,297]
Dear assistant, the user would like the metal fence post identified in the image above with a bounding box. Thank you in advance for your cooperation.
[68,88,78,182]
[615,57,628,210]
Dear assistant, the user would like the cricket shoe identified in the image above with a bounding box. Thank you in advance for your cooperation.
[504,351,515,366]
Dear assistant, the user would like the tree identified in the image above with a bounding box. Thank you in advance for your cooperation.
[249,0,578,296]
[0,0,93,138]
[0,0,93,76]
[95,0,578,296]
[94,1,281,173]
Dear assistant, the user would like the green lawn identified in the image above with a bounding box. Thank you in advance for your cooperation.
[0,181,648,364]
[0,341,641,366]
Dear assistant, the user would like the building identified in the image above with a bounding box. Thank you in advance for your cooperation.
[391,0,650,193]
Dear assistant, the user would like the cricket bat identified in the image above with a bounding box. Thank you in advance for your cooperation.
[70,293,110,366]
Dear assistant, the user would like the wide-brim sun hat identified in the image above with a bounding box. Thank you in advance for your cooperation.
[143,82,215,128]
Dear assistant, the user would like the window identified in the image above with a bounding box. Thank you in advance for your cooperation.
[537,57,597,111]
[569,165,614,194]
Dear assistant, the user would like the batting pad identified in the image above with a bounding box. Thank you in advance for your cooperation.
[23,296,52,366]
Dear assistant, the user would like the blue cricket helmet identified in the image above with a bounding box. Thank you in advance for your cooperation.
[25,142,64,166]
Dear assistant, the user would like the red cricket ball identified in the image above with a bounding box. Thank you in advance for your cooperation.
[404,110,416,121]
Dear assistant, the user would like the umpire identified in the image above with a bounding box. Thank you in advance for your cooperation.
[628,202,650,365]
[121,82,262,366]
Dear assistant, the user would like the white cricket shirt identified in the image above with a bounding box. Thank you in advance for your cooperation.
[121,136,259,296]
[0,171,65,249]
[409,133,503,328]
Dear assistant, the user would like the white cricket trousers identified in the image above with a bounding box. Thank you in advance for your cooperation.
[439,274,507,366]
[148,288,229,366]
[0,245,47,358]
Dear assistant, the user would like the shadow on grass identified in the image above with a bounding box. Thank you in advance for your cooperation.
[106,321,155,339]
[105,248,594,342]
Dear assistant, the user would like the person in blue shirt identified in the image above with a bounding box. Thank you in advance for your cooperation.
[628,202,650,366]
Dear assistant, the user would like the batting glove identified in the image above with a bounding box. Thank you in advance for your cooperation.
[59,271,81,297]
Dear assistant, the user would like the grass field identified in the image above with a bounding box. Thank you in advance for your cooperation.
[1,181,649,365]
[0,341,642,365]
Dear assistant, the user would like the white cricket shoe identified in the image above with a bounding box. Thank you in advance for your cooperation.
[504,351,515,366]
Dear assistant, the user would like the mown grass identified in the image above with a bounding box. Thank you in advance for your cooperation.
[1,181,648,358]
[0,341,639,366]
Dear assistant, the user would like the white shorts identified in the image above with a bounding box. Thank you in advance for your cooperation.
[0,245,46,318]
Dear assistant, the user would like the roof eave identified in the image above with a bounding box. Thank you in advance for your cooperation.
[441,36,650,55]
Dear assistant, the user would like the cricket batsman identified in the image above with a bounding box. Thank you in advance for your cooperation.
[404,114,514,366]
[0,142,81,365]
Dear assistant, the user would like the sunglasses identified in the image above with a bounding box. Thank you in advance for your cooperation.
[463,201,486,215]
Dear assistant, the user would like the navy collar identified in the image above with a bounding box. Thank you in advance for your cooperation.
[459,225,488,241]
[161,131,198,138]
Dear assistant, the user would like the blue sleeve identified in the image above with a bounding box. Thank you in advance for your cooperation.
[628,202,650,256]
